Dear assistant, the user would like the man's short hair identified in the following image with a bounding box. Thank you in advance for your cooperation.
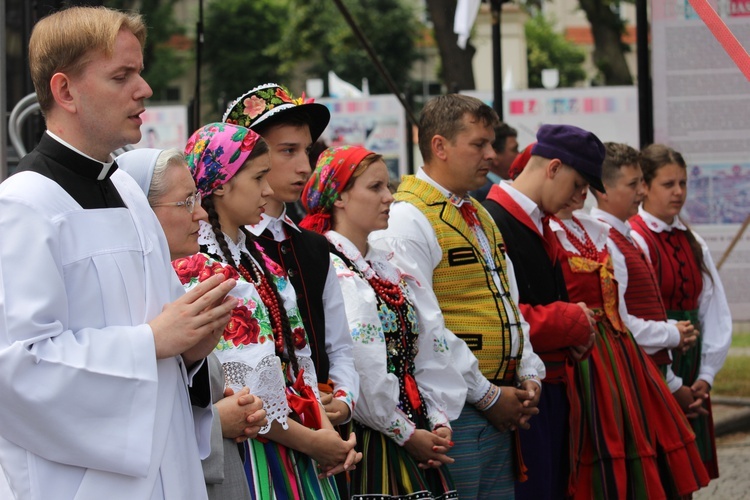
[29,6,146,114]
[418,94,499,162]
[492,123,518,153]
[592,142,640,197]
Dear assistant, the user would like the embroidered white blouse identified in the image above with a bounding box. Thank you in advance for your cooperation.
[326,231,463,445]
[175,222,320,433]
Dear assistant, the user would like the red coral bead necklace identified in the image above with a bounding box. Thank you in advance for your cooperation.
[552,215,602,261]
[238,260,285,355]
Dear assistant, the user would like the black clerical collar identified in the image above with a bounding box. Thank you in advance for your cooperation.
[16,132,127,209]
[41,133,119,181]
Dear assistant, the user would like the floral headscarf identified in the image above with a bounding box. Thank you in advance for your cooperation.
[184,122,261,197]
[299,145,375,234]
[222,83,330,142]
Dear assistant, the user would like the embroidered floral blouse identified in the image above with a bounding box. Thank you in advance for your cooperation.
[326,231,458,446]
[173,221,320,433]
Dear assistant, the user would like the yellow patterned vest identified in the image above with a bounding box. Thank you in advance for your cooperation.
[395,175,522,384]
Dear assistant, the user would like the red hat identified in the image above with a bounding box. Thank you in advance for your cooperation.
[508,142,535,180]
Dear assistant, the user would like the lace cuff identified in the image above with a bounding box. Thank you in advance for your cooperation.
[295,355,321,400]
[223,355,290,434]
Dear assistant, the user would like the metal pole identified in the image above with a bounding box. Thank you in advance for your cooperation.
[491,0,504,120]
[1,0,8,181]
[636,0,653,147]
[405,89,414,175]
[193,0,204,132]
[331,0,419,127]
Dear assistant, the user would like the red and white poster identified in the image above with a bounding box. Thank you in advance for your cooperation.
[651,0,750,319]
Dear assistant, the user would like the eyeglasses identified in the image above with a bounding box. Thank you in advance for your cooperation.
[151,192,202,214]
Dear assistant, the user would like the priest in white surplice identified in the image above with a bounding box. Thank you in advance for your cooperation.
[0,7,237,500]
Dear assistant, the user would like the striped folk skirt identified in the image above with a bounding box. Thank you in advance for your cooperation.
[567,310,709,499]
[348,421,458,499]
[242,438,340,499]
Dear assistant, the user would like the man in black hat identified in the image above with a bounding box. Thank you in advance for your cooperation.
[223,84,358,428]
[482,123,604,499]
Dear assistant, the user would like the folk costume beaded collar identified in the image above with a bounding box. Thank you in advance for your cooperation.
[549,214,607,261]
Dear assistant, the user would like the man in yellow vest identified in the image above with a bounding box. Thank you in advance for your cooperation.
[370,94,545,499]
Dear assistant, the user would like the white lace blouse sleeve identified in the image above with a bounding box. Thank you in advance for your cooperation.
[322,261,359,418]
[405,275,464,426]
[695,233,732,387]
[177,253,291,434]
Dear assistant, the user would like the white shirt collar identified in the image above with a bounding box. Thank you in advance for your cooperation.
[46,131,116,181]
[497,181,543,233]
[637,206,687,232]
[591,207,632,239]
[246,205,302,240]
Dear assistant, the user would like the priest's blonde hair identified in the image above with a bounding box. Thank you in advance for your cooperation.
[29,6,146,114]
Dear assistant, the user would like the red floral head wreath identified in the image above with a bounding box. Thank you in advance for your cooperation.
[299,145,375,234]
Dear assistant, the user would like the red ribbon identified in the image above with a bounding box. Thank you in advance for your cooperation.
[286,368,323,430]
[459,201,480,227]
[403,373,423,412]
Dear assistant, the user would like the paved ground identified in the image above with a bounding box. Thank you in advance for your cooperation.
[695,431,750,500]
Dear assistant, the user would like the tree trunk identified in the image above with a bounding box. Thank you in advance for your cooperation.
[425,0,476,91]
[577,0,633,85]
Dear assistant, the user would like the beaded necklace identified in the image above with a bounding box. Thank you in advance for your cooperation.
[331,247,424,420]
[237,259,286,356]
[367,273,405,307]
[553,215,603,261]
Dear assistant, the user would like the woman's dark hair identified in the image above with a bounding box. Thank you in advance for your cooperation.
[199,139,300,374]
[640,143,710,281]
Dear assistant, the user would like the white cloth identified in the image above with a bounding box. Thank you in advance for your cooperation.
[116,148,162,196]
[326,231,461,443]
[0,169,211,500]
[369,168,545,406]
[192,222,320,431]
[247,212,359,418]
[636,208,733,387]
[454,0,482,49]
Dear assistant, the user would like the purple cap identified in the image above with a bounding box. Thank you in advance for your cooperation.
[531,124,606,192]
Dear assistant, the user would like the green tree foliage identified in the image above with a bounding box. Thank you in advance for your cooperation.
[276,0,421,95]
[203,0,288,114]
[104,0,190,100]
[525,14,587,88]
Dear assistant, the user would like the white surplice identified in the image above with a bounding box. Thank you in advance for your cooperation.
[0,169,211,500]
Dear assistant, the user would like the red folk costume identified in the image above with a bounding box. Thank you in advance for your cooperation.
[606,227,672,366]
[549,213,708,499]
[631,209,732,479]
